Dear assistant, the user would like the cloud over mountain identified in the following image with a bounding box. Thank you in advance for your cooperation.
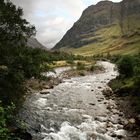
[12,0,121,48]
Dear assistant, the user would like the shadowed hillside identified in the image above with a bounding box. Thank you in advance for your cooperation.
[27,38,47,50]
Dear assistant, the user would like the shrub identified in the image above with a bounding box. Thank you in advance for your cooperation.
[89,65,95,72]
[117,55,134,77]
[66,59,74,65]
[79,71,85,76]
[0,103,23,140]
[76,62,85,70]
[134,76,140,95]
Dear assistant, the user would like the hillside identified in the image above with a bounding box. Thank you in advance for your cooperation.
[27,38,47,50]
[53,0,140,56]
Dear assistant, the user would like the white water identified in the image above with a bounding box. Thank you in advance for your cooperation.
[42,67,73,78]
[20,62,129,140]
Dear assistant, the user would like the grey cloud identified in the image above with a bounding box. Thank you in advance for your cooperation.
[11,0,85,48]
[11,0,121,48]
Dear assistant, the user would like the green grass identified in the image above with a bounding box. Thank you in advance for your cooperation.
[65,16,140,56]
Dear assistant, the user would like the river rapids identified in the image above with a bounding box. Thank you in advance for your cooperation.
[20,62,130,140]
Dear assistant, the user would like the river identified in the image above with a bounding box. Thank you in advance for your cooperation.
[20,61,130,140]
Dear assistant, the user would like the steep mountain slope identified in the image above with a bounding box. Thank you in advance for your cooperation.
[53,0,140,56]
[27,38,47,50]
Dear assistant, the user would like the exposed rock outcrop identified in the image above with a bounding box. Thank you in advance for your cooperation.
[53,0,140,50]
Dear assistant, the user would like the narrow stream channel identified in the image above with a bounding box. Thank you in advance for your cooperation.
[20,61,129,140]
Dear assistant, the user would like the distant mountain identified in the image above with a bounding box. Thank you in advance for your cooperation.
[53,0,140,56]
[27,38,47,50]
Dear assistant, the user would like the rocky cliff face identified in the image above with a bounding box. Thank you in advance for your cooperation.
[53,0,140,53]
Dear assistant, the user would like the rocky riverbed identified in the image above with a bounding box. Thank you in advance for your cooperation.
[20,61,137,140]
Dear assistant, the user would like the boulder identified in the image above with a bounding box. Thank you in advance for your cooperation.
[95,116,108,122]
[128,118,136,124]
[114,129,126,139]
[43,85,50,89]
[102,87,113,97]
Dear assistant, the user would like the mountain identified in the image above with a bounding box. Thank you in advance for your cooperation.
[53,0,140,56]
[27,38,47,50]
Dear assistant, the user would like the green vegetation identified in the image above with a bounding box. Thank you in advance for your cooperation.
[1,0,139,138]
[69,23,140,56]
[110,53,140,113]
[54,0,140,58]
[0,104,20,140]
[0,0,87,139]
[59,10,140,56]
[66,59,75,65]
[89,65,95,72]
[0,0,39,139]
[76,62,86,70]
[117,55,134,77]
[0,0,42,107]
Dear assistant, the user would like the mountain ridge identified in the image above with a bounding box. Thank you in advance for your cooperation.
[27,38,47,50]
[53,0,140,56]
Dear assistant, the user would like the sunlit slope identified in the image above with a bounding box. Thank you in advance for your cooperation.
[69,22,140,56]
[53,0,140,56]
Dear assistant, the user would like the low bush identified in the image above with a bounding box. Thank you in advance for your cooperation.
[117,55,134,77]
[76,62,85,70]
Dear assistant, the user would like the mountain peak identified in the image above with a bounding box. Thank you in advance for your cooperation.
[53,0,140,55]
[97,0,113,6]
[27,38,47,50]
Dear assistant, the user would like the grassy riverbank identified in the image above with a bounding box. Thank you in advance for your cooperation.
[0,1,96,139]
[108,53,140,137]
[26,61,104,94]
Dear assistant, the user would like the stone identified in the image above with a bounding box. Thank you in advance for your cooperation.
[114,129,126,138]
[82,115,92,120]
[118,112,124,117]
[96,128,106,134]
[111,109,119,114]
[124,120,129,125]
[129,118,136,124]
[117,124,123,129]
[46,107,52,111]
[40,124,48,132]
[95,116,108,122]
[118,118,125,125]
[43,85,50,89]
[107,122,113,128]
[110,115,119,124]
[103,87,113,96]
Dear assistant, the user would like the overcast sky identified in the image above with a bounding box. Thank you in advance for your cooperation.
[11,0,122,48]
